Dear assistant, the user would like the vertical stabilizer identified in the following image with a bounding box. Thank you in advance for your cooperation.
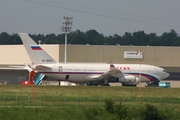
[19,33,56,64]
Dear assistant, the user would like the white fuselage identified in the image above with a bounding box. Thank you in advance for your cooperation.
[18,33,170,85]
[37,63,169,83]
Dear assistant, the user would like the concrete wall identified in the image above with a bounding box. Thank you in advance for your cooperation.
[0,70,28,84]
[0,45,30,64]
[1,44,180,67]
[60,45,180,67]
[0,45,60,64]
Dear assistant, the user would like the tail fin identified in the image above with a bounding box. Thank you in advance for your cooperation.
[19,33,56,64]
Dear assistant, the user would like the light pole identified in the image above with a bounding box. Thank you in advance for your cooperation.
[61,16,73,63]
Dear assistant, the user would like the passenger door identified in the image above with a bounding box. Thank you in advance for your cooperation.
[59,66,63,72]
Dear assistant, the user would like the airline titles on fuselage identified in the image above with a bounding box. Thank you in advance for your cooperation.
[116,67,130,71]
[64,66,132,72]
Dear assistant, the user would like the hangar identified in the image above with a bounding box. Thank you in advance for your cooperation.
[0,44,180,85]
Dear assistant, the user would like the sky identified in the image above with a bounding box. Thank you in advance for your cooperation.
[0,0,180,36]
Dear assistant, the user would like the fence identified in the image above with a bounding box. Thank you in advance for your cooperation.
[0,95,180,109]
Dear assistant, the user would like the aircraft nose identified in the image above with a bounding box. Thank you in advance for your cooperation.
[163,72,169,79]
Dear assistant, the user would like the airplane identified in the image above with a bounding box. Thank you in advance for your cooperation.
[19,33,169,86]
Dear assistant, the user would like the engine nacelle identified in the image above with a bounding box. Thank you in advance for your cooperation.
[118,75,140,86]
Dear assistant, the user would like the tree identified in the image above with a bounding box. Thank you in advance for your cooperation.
[122,32,132,45]
[132,31,149,45]
[0,32,10,44]
[0,29,180,46]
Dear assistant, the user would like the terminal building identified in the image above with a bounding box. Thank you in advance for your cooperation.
[0,44,180,86]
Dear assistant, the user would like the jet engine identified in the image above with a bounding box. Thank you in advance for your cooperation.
[118,75,140,86]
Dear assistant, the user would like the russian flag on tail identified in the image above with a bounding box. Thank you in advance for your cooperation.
[31,45,42,50]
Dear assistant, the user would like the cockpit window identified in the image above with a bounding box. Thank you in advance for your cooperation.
[163,70,166,72]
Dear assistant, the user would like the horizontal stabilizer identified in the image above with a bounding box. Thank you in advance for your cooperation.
[9,65,33,72]
[34,65,51,71]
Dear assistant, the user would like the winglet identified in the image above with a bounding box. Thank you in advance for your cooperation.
[110,64,115,69]
[109,61,115,69]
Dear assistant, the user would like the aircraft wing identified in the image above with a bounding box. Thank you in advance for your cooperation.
[88,68,123,80]
[8,65,33,72]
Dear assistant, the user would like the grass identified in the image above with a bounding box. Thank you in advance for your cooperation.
[0,85,180,119]
[1,85,180,97]
[0,85,180,105]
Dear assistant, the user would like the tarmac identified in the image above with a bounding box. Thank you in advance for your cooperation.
[33,80,180,88]
[110,80,180,88]
[161,80,180,88]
